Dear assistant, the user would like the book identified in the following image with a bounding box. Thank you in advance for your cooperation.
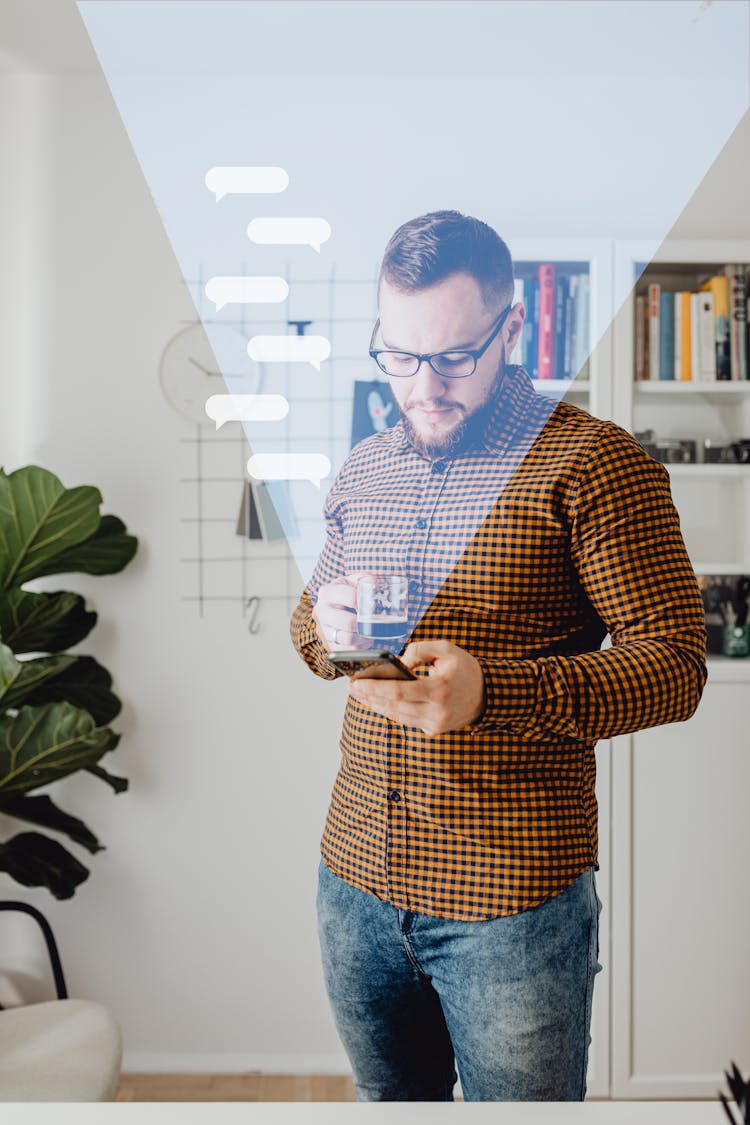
[635,295,646,380]
[697,289,717,380]
[536,263,556,378]
[726,263,747,379]
[553,275,567,379]
[576,274,590,381]
[690,292,700,381]
[563,279,575,380]
[699,274,731,379]
[648,283,660,379]
[678,290,692,380]
[659,290,674,380]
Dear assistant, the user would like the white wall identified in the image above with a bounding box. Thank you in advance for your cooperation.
[0,0,748,1073]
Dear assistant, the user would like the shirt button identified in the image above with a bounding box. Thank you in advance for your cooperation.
[415,517,427,529]
[389,790,402,802]
[432,460,447,474]
[408,580,420,596]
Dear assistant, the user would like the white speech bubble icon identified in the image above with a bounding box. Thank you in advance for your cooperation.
[205,276,289,312]
[205,394,289,430]
[247,453,331,489]
[247,217,331,253]
[205,166,289,202]
[247,335,330,371]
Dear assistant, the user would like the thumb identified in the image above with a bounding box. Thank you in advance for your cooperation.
[400,640,453,670]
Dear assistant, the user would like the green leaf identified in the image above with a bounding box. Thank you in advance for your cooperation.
[1,652,76,710]
[0,588,97,653]
[0,466,102,591]
[0,641,21,702]
[0,792,104,853]
[85,763,129,794]
[8,654,121,725]
[0,701,121,795]
[33,514,138,580]
[0,831,89,899]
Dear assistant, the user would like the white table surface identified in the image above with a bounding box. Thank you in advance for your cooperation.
[0,1101,733,1124]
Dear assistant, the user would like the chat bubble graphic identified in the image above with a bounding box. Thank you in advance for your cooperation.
[247,217,331,253]
[205,394,289,430]
[205,166,289,202]
[205,276,288,312]
[247,453,331,489]
[247,335,331,371]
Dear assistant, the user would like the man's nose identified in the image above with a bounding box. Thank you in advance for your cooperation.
[410,358,449,400]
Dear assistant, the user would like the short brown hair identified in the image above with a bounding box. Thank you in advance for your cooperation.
[378,210,514,310]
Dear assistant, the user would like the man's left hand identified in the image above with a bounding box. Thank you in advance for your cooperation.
[347,640,486,735]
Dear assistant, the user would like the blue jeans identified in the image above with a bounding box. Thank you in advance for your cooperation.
[316,858,603,1101]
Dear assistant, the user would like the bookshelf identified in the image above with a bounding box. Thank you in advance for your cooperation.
[613,239,750,590]
[508,237,613,421]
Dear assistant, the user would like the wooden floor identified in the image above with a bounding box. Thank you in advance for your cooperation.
[115,1074,357,1102]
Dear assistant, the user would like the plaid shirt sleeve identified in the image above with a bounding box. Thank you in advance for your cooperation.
[469,422,708,742]
[289,469,346,682]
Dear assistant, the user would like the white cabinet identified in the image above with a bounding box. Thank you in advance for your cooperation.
[609,239,750,1097]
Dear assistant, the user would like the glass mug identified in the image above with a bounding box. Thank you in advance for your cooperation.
[356,574,409,641]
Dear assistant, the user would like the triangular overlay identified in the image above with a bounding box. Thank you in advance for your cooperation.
[77,0,749,630]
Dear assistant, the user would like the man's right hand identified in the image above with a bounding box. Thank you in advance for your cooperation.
[312,573,375,651]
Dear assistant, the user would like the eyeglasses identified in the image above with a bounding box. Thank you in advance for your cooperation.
[368,303,512,379]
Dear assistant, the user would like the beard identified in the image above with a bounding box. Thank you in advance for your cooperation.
[399,359,506,460]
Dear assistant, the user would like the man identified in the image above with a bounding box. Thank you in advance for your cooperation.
[290,210,707,1102]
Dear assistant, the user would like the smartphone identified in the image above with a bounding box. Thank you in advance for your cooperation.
[327,649,417,680]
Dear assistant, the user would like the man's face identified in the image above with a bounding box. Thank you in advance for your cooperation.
[377,272,523,458]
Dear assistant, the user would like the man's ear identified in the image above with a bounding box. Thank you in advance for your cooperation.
[505,303,526,356]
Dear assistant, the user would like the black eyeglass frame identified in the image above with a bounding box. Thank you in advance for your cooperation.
[368,302,513,379]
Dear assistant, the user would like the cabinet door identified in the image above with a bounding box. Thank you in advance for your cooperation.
[586,737,611,1099]
[611,684,750,1097]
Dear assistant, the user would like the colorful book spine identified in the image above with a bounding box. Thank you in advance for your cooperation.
[553,275,567,379]
[635,295,646,380]
[690,293,700,381]
[648,283,660,379]
[659,290,674,380]
[727,263,747,379]
[699,275,730,379]
[563,279,575,380]
[698,290,716,380]
[678,290,692,380]
[536,263,556,378]
[574,274,590,380]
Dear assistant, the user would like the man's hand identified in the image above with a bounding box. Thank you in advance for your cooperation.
[347,640,486,735]
[312,572,376,651]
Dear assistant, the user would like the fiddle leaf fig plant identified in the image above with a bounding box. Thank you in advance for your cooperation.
[0,464,138,899]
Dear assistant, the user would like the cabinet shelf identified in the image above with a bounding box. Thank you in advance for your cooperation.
[633,381,750,396]
[705,655,750,682]
[693,561,750,576]
[665,464,750,479]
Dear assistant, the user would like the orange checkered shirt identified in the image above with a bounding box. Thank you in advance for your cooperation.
[290,365,707,921]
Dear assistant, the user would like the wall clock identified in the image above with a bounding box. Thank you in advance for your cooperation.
[159,321,258,425]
